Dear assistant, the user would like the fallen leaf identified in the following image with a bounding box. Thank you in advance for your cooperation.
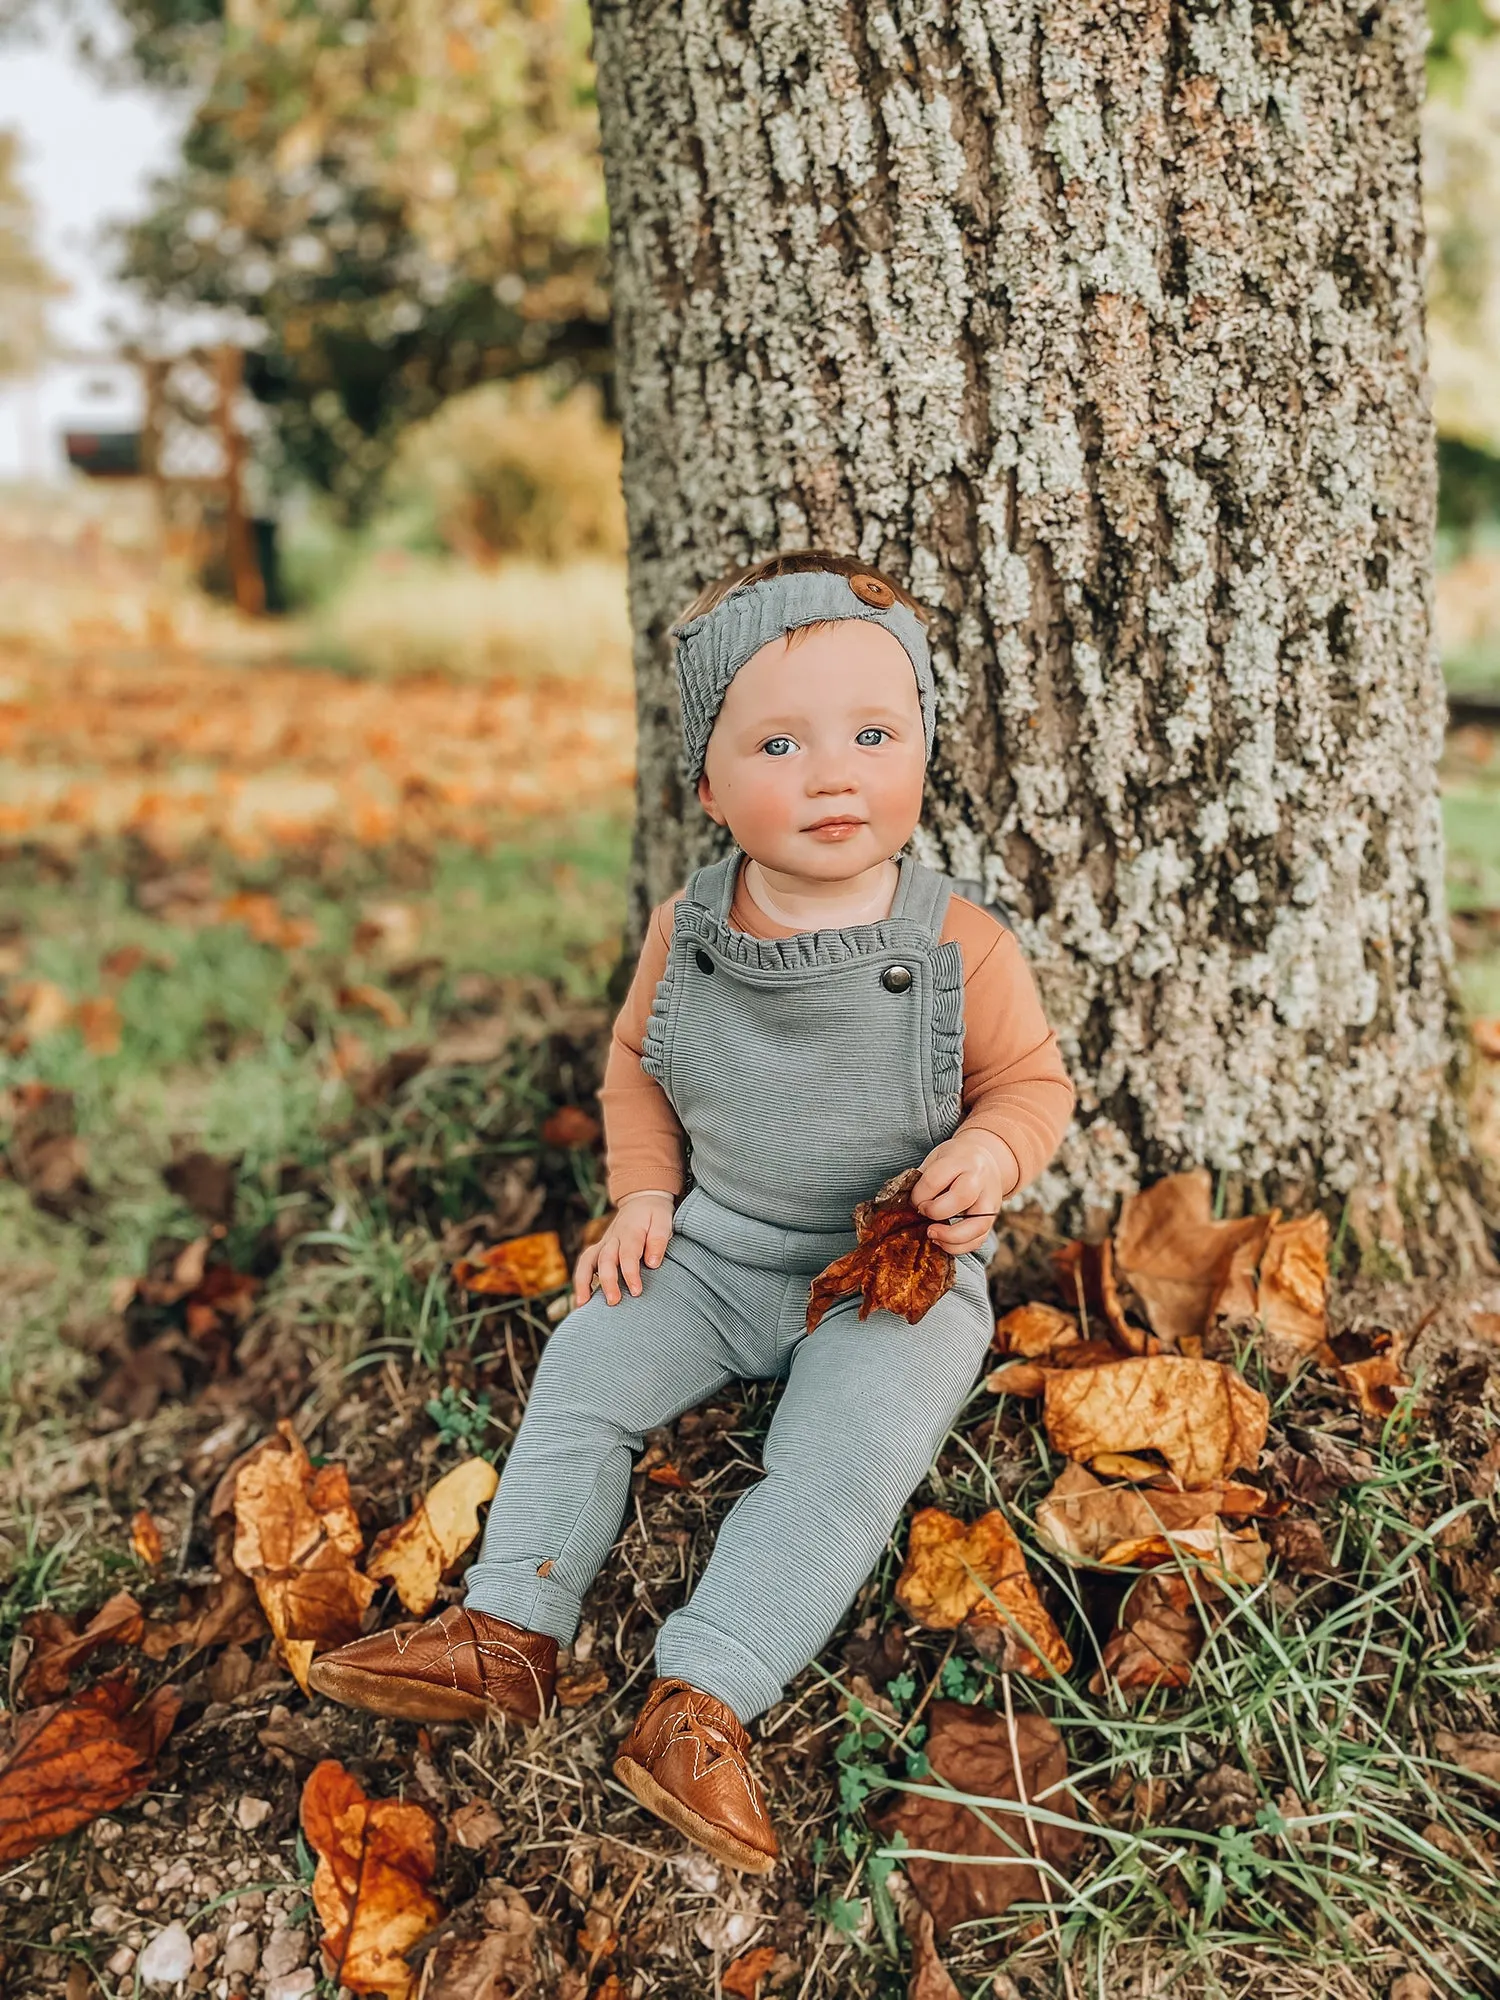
[74,994,122,1054]
[540,1105,601,1148]
[365,1457,500,1617]
[1090,1451,1171,1483]
[1035,1463,1267,1568]
[100,943,149,982]
[16,978,72,1043]
[901,1900,960,2000]
[139,1521,267,1659]
[19,1592,146,1706]
[353,902,422,957]
[4,1084,91,1217]
[555,1664,609,1708]
[1053,1238,1151,1353]
[301,1759,442,1997]
[806,1167,955,1333]
[339,981,408,1029]
[722,1945,778,1998]
[453,1232,569,1299]
[1113,1171,1269,1353]
[220,890,318,951]
[985,1340,1124,1397]
[1092,1571,1205,1697]
[130,1510,166,1567]
[647,1461,693,1491]
[1433,1729,1500,1786]
[877,1701,1085,1939]
[894,1508,1071,1674]
[1262,1516,1328,1573]
[1043,1357,1270,1487]
[232,1422,376,1692]
[1253,1213,1331,1357]
[162,1149,240,1226]
[0,1674,180,1864]
[447,1799,504,1850]
[1331,1329,1415,1421]
[992,1303,1080,1358]
[1099,1524,1268,1589]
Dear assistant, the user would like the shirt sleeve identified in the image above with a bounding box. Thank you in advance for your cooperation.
[598,898,690,1203]
[951,916,1075,1198]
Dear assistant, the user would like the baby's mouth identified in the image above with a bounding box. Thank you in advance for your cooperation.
[804,816,864,833]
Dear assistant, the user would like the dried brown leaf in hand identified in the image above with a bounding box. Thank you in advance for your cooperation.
[19,1591,146,1707]
[0,1673,180,1864]
[1113,1170,1269,1353]
[1043,1357,1270,1487]
[894,1508,1071,1674]
[301,1759,442,1998]
[365,1456,499,1617]
[806,1167,955,1333]
[1034,1463,1267,1567]
[453,1231,569,1299]
[231,1421,376,1692]
[876,1701,1085,1939]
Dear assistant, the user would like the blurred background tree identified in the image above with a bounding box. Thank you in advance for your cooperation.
[98,0,612,519]
[0,129,62,379]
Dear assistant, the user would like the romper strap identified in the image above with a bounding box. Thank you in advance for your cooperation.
[684,848,742,921]
[891,856,953,939]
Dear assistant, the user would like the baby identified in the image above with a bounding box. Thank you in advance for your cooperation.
[309,550,1074,1874]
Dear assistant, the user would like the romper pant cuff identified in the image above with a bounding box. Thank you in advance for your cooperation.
[463,1557,583,1646]
[655,1611,785,1724]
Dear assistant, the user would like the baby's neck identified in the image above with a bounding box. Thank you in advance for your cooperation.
[742,856,899,931]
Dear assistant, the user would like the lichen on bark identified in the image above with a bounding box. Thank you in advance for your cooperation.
[590,0,1475,1246]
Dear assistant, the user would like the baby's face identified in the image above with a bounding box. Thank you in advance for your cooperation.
[696,619,926,880]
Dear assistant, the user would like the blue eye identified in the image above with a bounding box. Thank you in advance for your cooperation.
[762,736,795,757]
[856,727,887,746]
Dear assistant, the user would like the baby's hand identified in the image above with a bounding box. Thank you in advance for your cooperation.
[910,1132,1017,1256]
[574,1191,676,1306]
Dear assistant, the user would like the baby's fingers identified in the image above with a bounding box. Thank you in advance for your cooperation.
[572,1241,600,1307]
[643,1209,673,1269]
[617,1219,654,1297]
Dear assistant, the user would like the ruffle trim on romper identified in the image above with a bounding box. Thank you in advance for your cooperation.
[928,937,965,1132]
[639,929,679,1087]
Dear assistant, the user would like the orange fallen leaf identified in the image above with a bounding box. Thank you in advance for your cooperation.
[339,981,408,1029]
[985,1339,1128,1398]
[1053,1238,1152,1353]
[364,1457,500,1617]
[1251,1213,1330,1355]
[1099,1524,1268,1588]
[74,994,122,1055]
[555,1663,609,1708]
[301,1759,442,1998]
[1113,1170,1270,1354]
[1043,1357,1269,1488]
[19,1591,146,1706]
[806,1167,955,1333]
[894,1508,1071,1674]
[130,1510,166,1567]
[100,943,149,982]
[540,1105,602,1148]
[1035,1463,1267,1568]
[1091,1571,1205,1697]
[17,979,72,1043]
[220,890,318,951]
[0,1673,180,1864]
[647,1461,693,1491]
[453,1231,569,1299]
[992,1302,1080,1358]
[722,1945,779,1998]
[1331,1328,1415,1421]
[231,1422,376,1691]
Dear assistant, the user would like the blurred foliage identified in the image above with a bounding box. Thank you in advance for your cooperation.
[390,374,624,566]
[1426,12,1500,472]
[108,0,611,519]
[0,130,62,378]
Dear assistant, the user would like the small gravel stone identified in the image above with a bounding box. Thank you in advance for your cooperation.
[193,1932,219,1970]
[139,1920,195,1988]
[155,1861,193,1895]
[264,1974,316,2000]
[221,1934,258,1979]
[90,1904,127,1935]
[235,1796,272,1832]
[105,1948,136,1978]
[192,1874,222,1901]
[92,1820,124,1848]
[260,1928,309,1980]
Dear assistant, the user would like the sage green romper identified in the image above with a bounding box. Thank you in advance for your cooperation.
[465,846,997,1721]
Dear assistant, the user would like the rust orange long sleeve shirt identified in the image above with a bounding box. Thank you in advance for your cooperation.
[599,858,1075,1207]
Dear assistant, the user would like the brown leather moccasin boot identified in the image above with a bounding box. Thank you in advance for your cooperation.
[306,1605,557,1724]
[614,1677,778,1873]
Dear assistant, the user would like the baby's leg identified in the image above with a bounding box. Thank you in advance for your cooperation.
[464,1256,741,1643]
[654,1258,995,1721]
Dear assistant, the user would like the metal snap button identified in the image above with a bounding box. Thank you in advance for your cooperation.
[881,964,912,993]
[694,948,715,974]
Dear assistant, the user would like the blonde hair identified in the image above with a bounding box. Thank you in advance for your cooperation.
[674,547,928,651]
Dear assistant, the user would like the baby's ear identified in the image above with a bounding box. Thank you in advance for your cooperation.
[696,773,725,825]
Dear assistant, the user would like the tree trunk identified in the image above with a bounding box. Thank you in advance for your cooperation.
[589,0,1480,1255]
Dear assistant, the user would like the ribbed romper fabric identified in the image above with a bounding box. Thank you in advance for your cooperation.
[463,847,998,1721]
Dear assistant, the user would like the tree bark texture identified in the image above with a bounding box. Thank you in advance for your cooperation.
[590,0,1469,1232]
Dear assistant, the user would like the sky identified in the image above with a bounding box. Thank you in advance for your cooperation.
[0,7,190,477]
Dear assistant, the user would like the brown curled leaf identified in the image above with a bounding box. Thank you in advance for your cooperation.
[365,1457,500,1617]
[805,1167,954,1333]
[1113,1170,1270,1354]
[894,1507,1071,1674]
[1043,1357,1270,1488]
[1052,1238,1152,1353]
[301,1759,442,1997]
[0,1673,180,1864]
